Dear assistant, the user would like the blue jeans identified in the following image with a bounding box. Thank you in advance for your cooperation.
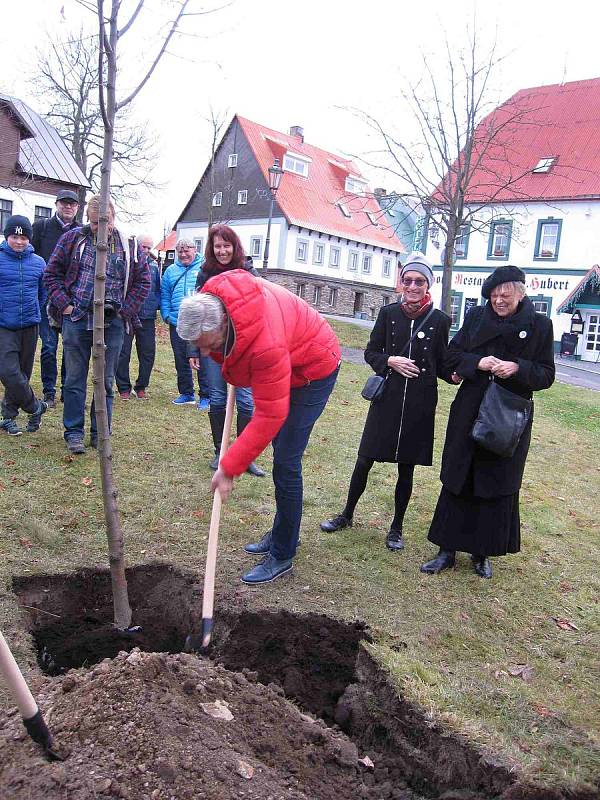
[270,366,339,560]
[62,315,124,440]
[38,303,64,399]
[202,355,254,414]
[169,324,209,398]
[116,318,156,393]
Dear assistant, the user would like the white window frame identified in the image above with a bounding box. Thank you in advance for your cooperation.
[250,236,262,258]
[328,286,338,307]
[337,202,352,218]
[362,253,372,274]
[228,153,238,168]
[313,242,324,265]
[344,176,367,195]
[366,210,378,225]
[533,157,555,173]
[212,191,222,207]
[296,283,306,299]
[348,250,359,271]
[329,246,340,268]
[382,257,391,277]
[193,238,204,253]
[237,190,248,205]
[296,239,309,263]
[313,285,322,305]
[283,153,310,177]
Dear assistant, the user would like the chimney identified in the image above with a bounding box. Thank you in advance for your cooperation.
[289,125,304,142]
[374,187,386,197]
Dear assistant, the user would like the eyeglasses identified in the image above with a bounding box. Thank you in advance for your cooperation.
[401,277,427,287]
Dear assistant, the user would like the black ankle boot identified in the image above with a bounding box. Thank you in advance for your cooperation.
[208,409,226,470]
[420,549,455,574]
[471,555,492,579]
[385,528,404,551]
[320,513,352,532]
[237,413,265,477]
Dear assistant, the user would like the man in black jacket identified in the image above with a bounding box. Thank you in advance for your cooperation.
[32,189,81,408]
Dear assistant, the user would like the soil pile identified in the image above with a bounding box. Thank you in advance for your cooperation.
[0,648,417,800]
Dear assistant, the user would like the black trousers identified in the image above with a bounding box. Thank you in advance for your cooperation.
[116,318,157,393]
[342,455,415,532]
[0,325,39,419]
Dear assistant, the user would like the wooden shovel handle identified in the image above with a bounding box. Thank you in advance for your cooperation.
[0,631,38,720]
[201,384,235,628]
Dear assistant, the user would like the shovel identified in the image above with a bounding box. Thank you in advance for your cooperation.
[185,383,235,654]
[0,630,63,761]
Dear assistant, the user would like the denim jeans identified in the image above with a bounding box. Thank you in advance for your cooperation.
[169,324,209,398]
[116,318,157,393]
[269,365,340,561]
[38,302,64,399]
[62,315,124,440]
[202,354,254,414]
[0,325,39,418]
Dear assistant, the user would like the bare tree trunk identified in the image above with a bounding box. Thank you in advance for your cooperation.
[441,216,456,316]
[94,0,131,630]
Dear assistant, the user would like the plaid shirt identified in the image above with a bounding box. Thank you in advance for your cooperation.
[44,226,150,330]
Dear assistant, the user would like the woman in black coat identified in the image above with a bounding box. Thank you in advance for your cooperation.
[321,253,454,550]
[421,265,555,579]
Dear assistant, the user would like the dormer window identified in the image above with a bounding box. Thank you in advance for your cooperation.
[532,157,556,173]
[337,202,352,218]
[345,176,367,195]
[283,153,310,177]
[366,211,378,225]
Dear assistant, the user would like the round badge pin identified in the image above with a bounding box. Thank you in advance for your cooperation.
[417,331,425,339]
[519,330,527,338]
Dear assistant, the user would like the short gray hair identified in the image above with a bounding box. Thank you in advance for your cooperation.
[176,236,196,252]
[513,281,526,296]
[177,293,226,341]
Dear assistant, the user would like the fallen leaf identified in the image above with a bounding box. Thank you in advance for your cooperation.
[568,509,577,517]
[532,703,553,718]
[559,581,574,593]
[235,760,254,780]
[0,482,5,491]
[191,510,205,519]
[4,460,15,466]
[81,477,93,487]
[359,755,375,770]
[200,700,233,721]
[508,664,534,682]
[19,538,33,549]
[494,670,508,679]
[517,740,532,753]
[553,617,579,631]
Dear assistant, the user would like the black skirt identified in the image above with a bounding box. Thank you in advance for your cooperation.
[427,484,521,557]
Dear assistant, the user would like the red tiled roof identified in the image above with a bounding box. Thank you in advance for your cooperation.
[237,116,404,252]
[156,231,177,252]
[462,78,600,203]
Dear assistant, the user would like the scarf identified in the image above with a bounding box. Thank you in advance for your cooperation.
[400,291,432,320]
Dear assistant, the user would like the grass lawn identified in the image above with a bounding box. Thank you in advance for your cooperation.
[1,320,599,792]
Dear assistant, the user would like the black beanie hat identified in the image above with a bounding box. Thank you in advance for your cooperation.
[481,265,526,299]
[3,214,33,241]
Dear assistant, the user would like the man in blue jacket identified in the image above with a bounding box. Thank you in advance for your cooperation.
[0,215,48,436]
[160,237,209,407]
[116,234,161,400]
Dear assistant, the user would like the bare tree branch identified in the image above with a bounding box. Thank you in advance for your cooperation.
[118,0,145,37]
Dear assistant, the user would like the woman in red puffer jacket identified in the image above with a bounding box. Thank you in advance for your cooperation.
[177,269,340,585]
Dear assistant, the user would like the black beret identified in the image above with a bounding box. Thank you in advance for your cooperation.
[481,265,526,299]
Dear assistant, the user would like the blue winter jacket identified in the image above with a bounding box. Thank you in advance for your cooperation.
[160,253,204,325]
[0,240,45,330]
[138,257,161,320]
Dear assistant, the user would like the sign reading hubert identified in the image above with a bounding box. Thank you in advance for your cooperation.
[570,310,584,335]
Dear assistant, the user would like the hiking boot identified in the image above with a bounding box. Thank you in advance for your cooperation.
[66,436,86,455]
[241,554,293,585]
[172,393,196,405]
[320,513,352,533]
[385,528,405,551]
[26,400,48,433]
[471,555,492,579]
[43,393,56,409]
[1,418,23,436]
[420,550,456,574]
[135,389,148,400]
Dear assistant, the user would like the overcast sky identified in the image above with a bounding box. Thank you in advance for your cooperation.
[3,0,600,239]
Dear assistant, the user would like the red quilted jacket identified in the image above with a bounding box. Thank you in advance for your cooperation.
[201,270,341,476]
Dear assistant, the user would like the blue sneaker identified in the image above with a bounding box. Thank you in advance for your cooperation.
[241,554,293,584]
[172,394,196,405]
[1,418,23,436]
[196,397,210,411]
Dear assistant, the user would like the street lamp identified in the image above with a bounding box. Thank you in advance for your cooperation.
[262,158,284,272]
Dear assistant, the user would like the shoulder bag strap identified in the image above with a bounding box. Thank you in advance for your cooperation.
[398,306,437,357]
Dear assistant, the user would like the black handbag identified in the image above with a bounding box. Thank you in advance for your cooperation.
[361,372,388,402]
[471,379,532,457]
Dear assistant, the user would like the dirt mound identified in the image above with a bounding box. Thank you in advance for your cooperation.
[0,649,416,800]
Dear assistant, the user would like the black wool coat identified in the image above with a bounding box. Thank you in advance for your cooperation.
[440,297,555,498]
[358,302,452,464]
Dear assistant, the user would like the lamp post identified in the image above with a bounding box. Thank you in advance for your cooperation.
[262,158,284,273]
